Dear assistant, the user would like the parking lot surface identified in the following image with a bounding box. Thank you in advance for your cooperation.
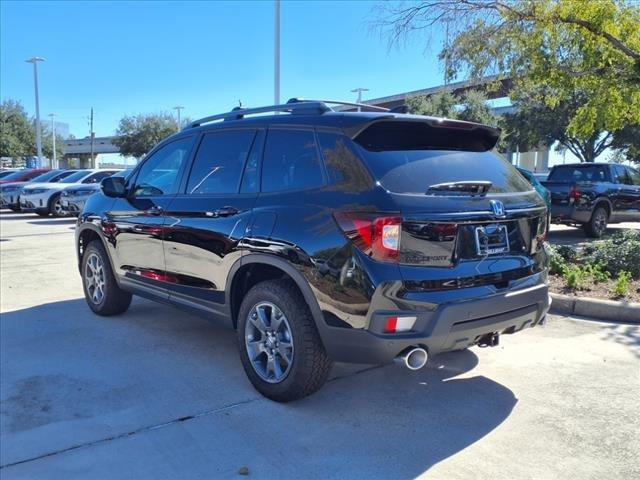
[1,211,639,480]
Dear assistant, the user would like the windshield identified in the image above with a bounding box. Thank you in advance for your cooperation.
[548,165,608,183]
[60,170,91,183]
[30,170,66,183]
[354,146,532,194]
[0,170,31,181]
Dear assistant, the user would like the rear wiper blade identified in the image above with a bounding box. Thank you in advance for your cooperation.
[426,181,492,195]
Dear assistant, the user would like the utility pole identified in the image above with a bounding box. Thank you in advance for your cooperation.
[173,105,185,130]
[49,113,57,169]
[89,107,95,169]
[350,88,369,112]
[26,57,45,166]
[274,0,280,107]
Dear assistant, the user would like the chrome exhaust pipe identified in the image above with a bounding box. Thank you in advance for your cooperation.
[394,347,428,370]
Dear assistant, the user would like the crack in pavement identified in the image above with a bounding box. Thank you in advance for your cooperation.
[0,360,385,470]
[0,398,258,470]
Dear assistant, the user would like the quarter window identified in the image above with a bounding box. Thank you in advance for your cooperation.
[262,130,324,192]
[132,137,194,196]
[187,130,256,195]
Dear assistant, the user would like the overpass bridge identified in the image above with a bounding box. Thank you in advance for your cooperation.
[63,136,120,155]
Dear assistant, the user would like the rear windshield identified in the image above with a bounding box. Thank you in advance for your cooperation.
[547,165,609,183]
[353,146,532,194]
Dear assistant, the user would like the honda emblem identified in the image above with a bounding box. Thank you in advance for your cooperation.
[490,200,506,217]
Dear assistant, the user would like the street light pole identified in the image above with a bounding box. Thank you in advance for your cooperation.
[26,57,45,167]
[173,105,185,130]
[49,113,57,169]
[274,0,280,107]
[350,87,369,112]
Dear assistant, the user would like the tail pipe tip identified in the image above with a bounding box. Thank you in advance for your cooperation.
[394,346,428,370]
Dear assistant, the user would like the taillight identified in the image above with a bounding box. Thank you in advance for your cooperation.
[334,212,401,262]
[569,185,581,202]
[536,214,548,243]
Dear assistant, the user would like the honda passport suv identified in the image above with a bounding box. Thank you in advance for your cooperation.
[76,99,550,401]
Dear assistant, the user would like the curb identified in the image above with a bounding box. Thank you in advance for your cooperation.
[550,293,640,323]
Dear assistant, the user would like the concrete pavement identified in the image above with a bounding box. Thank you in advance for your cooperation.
[1,210,639,479]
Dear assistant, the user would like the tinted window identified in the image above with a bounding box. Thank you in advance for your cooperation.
[547,165,608,183]
[354,145,531,194]
[30,170,65,183]
[240,130,265,194]
[0,170,32,181]
[132,137,194,196]
[613,165,632,185]
[83,171,116,183]
[262,130,324,192]
[317,132,373,191]
[628,168,640,185]
[60,170,92,183]
[187,130,255,194]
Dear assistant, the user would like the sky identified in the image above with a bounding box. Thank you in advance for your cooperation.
[1,0,447,138]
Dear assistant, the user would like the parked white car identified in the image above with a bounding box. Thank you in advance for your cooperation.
[20,169,119,217]
[60,169,130,216]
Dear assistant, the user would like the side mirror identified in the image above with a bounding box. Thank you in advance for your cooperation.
[101,176,126,198]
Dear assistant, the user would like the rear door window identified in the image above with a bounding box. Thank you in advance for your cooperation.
[628,168,640,185]
[261,130,324,192]
[186,130,256,194]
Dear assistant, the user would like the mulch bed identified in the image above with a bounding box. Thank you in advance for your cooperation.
[549,274,640,303]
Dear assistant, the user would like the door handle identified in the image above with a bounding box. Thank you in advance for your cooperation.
[213,206,239,217]
[146,205,164,216]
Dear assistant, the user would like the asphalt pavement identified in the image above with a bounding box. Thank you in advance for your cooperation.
[1,211,639,480]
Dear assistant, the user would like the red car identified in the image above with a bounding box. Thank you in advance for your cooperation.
[0,169,50,185]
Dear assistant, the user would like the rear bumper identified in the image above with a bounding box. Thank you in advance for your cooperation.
[550,204,591,224]
[321,280,550,364]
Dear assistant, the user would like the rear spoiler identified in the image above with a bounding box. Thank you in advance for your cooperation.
[350,116,501,152]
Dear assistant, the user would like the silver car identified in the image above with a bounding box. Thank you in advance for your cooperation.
[20,169,119,217]
[60,170,130,216]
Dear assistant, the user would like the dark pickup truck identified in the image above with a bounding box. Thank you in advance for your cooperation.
[543,163,640,237]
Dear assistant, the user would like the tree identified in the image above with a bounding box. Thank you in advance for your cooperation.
[609,124,640,164]
[407,90,500,126]
[376,0,640,142]
[0,100,35,159]
[41,126,65,161]
[503,90,616,163]
[113,113,178,159]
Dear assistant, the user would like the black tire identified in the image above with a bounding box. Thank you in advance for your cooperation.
[583,206,608,238]
[237,279,332,402]
[48,193,65,217]
[81,240,132,316]
[9,205,21,212]
[36,211,50,217]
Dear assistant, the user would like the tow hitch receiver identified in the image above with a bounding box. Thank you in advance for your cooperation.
[478,332,500,348]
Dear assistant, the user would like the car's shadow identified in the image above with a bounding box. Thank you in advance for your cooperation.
[1,298,516,477]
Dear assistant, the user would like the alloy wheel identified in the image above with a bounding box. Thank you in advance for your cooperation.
[84,253,106,304]
[245,302,294,383]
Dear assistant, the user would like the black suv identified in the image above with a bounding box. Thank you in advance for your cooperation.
[76,99,550,401]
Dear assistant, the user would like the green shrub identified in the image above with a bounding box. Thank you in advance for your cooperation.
[563,265,588,290]
[611,271,632,298]
[582,263,610,283]
[589,231,640,279]
[548,244,569,275]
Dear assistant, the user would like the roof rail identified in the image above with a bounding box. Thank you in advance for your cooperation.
[186,98,392,129]
[288,98,389,112]
[187,100,331,128]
